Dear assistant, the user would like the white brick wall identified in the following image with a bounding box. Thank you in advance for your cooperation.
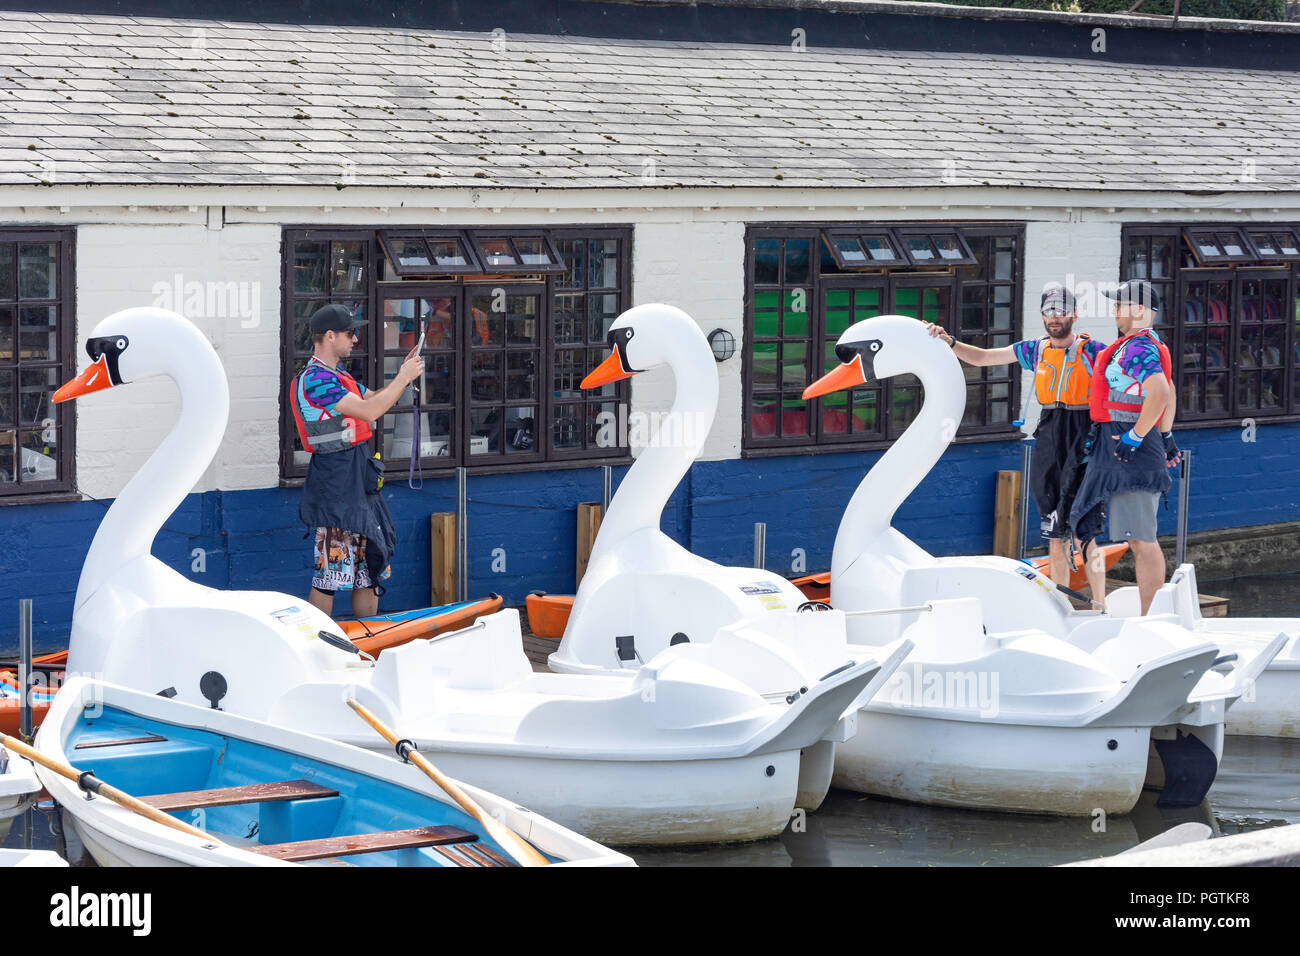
[73,223,282,498]
[630,217,745,462]
[1018,218,1122,433]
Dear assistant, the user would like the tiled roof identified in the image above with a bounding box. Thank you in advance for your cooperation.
[0,10,1297,191]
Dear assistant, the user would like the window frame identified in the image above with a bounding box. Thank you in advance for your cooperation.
[465,230,567,276]
[742,222,1025,457]
[1182,225,1260,266]
[280,225,632,483]
[0,228,78,500]
[1120,223,1300,426]
[377,229,484,277]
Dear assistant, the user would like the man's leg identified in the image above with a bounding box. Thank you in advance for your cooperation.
[1131,539,1166,615]
[351,585,379,618]
[1078,538,1107,608]
[1047,538,1069,588]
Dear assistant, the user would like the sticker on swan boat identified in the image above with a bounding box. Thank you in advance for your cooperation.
[270,605,318,635]
[739,582,787,610]
[1013,567,1055,593]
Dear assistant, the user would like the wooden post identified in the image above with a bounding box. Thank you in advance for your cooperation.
[992,470,1022,558]
[576,502,603,587]
[430,512,457,606]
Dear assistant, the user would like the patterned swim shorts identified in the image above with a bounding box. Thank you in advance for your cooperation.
[312,527,392,592]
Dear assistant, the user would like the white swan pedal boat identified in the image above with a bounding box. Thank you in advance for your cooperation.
[793,314,1284,813]
[51,307,886,845]
[0,740,40,843]
[34,677,632,866]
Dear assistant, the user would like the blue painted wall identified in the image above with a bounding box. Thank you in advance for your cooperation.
[3,419,1299,653]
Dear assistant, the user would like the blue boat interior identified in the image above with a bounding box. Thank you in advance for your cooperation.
[70,705,552,866]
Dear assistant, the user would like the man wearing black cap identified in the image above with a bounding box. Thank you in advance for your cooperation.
[289,304,424,618]
[929,283,1107,599]
[1068,280,1180,615]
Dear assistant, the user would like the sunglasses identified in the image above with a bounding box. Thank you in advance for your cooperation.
[1041,308,1069,318]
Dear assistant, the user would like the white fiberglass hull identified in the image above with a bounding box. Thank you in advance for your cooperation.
[834,710,1223,816]
[0,747,40,843]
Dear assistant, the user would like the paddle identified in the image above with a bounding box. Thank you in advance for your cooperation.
[344,698,549,867]
[1,732,217,844]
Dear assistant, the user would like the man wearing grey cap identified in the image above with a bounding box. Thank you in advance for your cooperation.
[1069,280,1181,615]
[930,283,1107,600]
[290,303,424,618]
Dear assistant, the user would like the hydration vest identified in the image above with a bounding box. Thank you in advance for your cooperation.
[1088,329,1173,423]
[1032,333,1096,410]
[291,357,374,454]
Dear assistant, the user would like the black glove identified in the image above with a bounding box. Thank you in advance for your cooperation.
[1163,431,1181,467]
[1112,429,1143,464]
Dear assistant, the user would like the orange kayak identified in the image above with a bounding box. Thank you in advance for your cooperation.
[788,542,1130,599]
[525,592,574,639]
[0,596,503,736]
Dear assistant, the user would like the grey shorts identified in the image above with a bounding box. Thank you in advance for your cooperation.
[1109,491,1159,542]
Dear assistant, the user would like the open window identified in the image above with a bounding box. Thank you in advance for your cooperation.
[1244,227,1300,263]
[893,228,978,267]
[378,231,483,276]
[1183,226,1259,266]
[820,230,909,269]
[466,231,566,275]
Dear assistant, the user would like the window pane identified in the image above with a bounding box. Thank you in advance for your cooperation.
[18,306,56,362]
[588,238,619,288]
[850,389,879,433]
[478,239,517,268]
[935,235,964,261]
[0,370,11,425]
[782,342,806,388]
[753,239,779,285]
[428,239,468,268]
[554,403,582,450]
[783,299,809,337]
[422,297,456,349]
[590,402,618,448]
[1217,233,1245,257]
[993,237,1014,280]
[780,398,809,438]
[471,352,501,401]
[587,293,619,342]
[331,240,366,292]
[0,244,12,299]
[833,237,867,264]
[383,298,419,351]
[785,239,810,285]
[1125,235,1149,280]
[862,236,896,262]
[1192,234,1222,260]
[470,408,499,453]
[1206,326,1227,369]
[513,238,551,267]
[903,236,935,261]
[17,428,56,482]
[1249,233,1277,257]
[1205,373,1227,413]
[1261,369,1282,409]
[1276,232,1300,256]
[751,395,779,438]
[853,287,883,321]
[1151,237,1174,278]
[553,348,585,399]
[393,238,432,269]
[555,238,583,290]
[553,294,583,344]
[292,299,323,353]
[293,241,328,293]
[752,342,778,389]
[505,407,536,452]
[18,244,57,299]
[19,367,56,425]
[506,352,538,400]
[469,299,502,346]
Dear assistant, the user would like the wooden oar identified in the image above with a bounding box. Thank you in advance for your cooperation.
[1,732,216,843]
[345,698,549,867]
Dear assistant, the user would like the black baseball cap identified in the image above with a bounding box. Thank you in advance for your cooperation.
[1040,284,1076,313]
[1103,280,1163,312]
[309,303,366,334]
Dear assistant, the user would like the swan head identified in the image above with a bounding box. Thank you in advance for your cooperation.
[52,307,211,403]
[802,314,947,399]
[580,303,709,388]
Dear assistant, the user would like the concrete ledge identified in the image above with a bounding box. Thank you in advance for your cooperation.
[1102,521,1300,581]
[1067,823,1300,867]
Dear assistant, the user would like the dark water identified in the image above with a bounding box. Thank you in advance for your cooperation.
[6,572,1299,866]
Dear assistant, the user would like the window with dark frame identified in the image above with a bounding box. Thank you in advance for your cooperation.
[0,230,76,498]
[744,223,1024,453]
[1121,224,1300,424]
[280,226,631,481]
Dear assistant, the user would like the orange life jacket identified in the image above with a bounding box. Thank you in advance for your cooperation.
[1088,329,1173,423]
[291,358,373,454]
[1032,333,1096,410]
